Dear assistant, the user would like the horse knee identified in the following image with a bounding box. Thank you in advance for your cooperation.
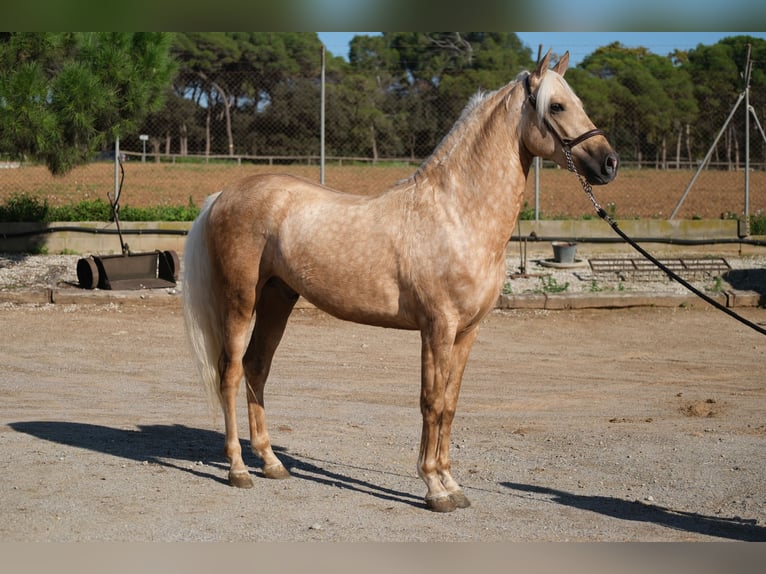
[420,393,445,420]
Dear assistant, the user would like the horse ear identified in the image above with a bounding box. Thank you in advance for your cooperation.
[533,48,552,79]
[553,51,570,76]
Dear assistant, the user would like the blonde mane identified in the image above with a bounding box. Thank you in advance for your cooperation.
[405,78,522,184]
[533,69,581,124]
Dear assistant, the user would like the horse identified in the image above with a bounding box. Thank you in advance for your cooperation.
[182,49,619,513]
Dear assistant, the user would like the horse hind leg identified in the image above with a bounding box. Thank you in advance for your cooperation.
[219,309,256,489]
[243,278,298,480]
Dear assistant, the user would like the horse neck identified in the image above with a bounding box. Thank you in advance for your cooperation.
[413,81,532,235]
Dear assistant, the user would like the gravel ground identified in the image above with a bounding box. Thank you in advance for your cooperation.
[2,248,765,297]
[0,246,765,543]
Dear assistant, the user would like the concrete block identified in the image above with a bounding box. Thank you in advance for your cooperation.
[496,293,546,309]
[0,288,51,305]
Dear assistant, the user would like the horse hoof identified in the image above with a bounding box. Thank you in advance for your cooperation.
[263,463,291,480]
[425,494,457,513]
[449,491,471,509]
[229,470,254,489]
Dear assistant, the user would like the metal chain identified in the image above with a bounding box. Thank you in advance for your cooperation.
[564,147,615,225]
[563,147,766,336]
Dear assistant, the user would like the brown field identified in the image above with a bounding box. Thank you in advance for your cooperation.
[1,161,764,220]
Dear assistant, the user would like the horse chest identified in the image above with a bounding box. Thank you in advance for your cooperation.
[408,245,504,319]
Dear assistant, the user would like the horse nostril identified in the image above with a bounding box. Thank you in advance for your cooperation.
[603,153,619,176]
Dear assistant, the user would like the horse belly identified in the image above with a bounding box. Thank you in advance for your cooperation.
[275,215,416,329]
[289,265,414,328]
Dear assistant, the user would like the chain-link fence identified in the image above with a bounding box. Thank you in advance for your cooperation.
[2,69,765,222]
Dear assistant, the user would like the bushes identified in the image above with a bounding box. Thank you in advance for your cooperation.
[0,193,200,222]
[750,211,766,235]
[0,191,764,233]
[0,193,50,222]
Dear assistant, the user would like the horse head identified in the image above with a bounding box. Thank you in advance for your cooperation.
[521,49,619,185]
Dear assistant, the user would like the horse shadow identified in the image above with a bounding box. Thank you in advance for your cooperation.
[8,421,423,508]
[501,482,766,541]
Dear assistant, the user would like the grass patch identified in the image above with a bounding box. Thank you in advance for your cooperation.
[750,211,766,235]
[539,275,569,293]
[0,193,200,222]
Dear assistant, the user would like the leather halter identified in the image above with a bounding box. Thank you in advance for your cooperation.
[523,73,605,149]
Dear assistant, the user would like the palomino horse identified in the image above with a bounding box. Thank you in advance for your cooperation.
[183,50,618,512]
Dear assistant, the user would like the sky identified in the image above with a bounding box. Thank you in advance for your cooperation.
[317,32,766,64]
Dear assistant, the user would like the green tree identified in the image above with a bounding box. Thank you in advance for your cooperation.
[172,32,239,156]
[580,43,692,168]
[643,52,697,169]
[170,32,326,157]
[683,35,766,169]
[328,73,402,159]
[0,32,176,174]
[344,32,534,158]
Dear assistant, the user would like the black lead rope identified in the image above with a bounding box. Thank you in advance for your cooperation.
[564,148,766,337]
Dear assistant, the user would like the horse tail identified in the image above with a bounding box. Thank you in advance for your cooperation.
[183,191,224,411]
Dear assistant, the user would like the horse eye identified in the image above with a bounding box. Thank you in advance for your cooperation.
[550,103,564,114]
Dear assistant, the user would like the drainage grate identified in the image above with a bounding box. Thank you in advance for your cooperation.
[589,257,731,281]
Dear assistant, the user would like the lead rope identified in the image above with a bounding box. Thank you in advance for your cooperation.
[564,148,766,337]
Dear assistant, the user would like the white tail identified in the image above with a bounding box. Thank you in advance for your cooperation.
[183,192,224,410]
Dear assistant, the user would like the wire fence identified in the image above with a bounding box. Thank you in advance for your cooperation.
[1,69,765,222]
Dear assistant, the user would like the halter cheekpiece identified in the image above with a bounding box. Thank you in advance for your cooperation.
[523,72,605,150]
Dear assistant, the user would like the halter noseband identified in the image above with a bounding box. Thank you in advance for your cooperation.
[523,73,605,150]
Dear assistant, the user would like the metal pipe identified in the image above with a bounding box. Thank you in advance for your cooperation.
[114,138,121,205]
[320,44,326,186]
[744,44,752,222]
[4,226,766,247]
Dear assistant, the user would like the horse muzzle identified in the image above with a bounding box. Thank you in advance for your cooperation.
[597,151,619,184]
[555,124,619,185]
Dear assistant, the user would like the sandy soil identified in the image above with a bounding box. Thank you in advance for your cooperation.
[1,299,764,542]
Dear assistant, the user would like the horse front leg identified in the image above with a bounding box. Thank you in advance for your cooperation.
[435,327,479,509]
[418,321,460,512]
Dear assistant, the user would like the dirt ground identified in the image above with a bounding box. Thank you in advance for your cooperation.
[1,298,764,542]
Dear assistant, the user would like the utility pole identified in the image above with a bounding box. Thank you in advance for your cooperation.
[743,43,752,233]
[320,43,326,186]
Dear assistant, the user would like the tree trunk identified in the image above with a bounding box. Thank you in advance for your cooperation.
[370,124,378,162]
[209,79,235,156]
[685,124,692,168]
[151,140,161,163]
[180,122,188,156]
[205,104,211,158]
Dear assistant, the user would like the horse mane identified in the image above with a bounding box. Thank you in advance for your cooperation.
[400,77,522,187]
[394,65,579,191]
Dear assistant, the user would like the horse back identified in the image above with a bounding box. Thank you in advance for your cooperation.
[205,173,418,327]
